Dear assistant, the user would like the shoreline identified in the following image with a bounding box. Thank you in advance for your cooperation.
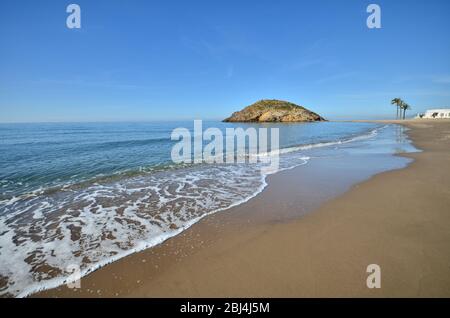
[35,119,450,297]
[1,121,394,298]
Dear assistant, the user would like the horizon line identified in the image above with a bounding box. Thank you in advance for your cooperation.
[0,116,408,124]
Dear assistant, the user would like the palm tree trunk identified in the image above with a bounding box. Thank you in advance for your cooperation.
[396,106,399,119]
[403,108,406,119]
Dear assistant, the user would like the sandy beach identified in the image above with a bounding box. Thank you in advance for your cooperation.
[36,119,450,298]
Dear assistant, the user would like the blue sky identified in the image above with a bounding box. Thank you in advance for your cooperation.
[1,0,449,122]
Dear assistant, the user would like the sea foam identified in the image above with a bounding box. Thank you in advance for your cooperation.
[0,126,385,297]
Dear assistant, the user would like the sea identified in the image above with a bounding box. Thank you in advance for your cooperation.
[0,121,418,297]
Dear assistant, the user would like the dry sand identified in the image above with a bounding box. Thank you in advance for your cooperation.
[36,119,450,297]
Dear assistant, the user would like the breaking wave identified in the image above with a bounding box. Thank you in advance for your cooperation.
[0,125,385,297]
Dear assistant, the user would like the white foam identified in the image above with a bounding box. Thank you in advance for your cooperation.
[255,125,384,157]
[0,126,385,297]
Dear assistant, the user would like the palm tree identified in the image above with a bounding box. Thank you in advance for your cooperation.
[391,98,403,119]
[401,102,411,119]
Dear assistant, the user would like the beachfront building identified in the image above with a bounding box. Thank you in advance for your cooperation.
[415,109,450,119]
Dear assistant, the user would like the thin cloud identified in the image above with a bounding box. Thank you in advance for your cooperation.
[391,74,450,85]
[338,89,450,100]
[226,65,234,79]
[315,72,357,84]
[33,78,147,90]
[432,75,450,84]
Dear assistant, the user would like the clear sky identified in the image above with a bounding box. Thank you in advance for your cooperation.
[1,0,449,122]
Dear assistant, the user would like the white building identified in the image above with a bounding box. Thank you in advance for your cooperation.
[416,109,450,119]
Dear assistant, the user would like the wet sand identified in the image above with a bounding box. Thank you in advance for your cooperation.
[36,119,450,297]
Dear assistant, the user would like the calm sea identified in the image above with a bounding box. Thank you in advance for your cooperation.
[0,121,417,296]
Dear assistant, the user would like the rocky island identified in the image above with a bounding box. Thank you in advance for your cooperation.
[223,99,326,122]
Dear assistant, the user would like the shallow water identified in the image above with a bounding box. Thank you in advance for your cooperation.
[0,121,418,297]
